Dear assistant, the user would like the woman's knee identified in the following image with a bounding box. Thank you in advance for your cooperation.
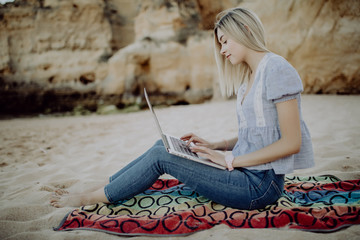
[147,145,184,171]
[154,139,164,147]
[148,145,168,159]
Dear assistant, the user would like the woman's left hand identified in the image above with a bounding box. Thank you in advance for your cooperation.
[190,145,227,168]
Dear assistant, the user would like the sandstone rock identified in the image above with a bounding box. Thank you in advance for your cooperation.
[0,0,114,113]
[1,0,359,115]
[96,104,119,115]
[186,33,217,90]
[99,31,215,104]
[99,40,152,96]
[100,0,220,104]
[104,0,140,51]
[0,0,112,87]
[134,0,201,43]
[196,0,243,29]
[104,0,360,105]
[239,0,360,94]
[149,41,189,93]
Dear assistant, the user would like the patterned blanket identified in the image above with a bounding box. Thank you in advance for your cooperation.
[54,175,360,236]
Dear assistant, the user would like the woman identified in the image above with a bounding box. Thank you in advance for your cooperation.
[51,7,314,210]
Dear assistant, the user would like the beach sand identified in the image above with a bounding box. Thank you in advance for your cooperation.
[0,95,359,239]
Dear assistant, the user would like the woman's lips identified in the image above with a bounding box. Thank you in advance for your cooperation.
[226,54,231,59]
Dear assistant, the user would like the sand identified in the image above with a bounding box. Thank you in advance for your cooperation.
[0,95,359,239]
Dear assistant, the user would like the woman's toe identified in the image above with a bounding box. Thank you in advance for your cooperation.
[55,189,69,195]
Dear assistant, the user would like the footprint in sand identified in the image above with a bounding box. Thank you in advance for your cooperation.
[54,189,69,195]
[40,185,69,195]
[39,185,55,192]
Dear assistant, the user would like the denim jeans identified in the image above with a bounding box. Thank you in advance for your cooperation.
[104,140,285,210]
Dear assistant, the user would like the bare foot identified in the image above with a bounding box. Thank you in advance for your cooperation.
[50,187,109,208]
[55,189,69,195]
[50,193,84,208]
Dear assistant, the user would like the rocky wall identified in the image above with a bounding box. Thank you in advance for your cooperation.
[99,0,360,104]
[242,0,360,94]
[0,0,359,115]
[0,0,113,114]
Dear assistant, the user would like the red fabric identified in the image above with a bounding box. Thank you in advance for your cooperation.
[55,178,360,236]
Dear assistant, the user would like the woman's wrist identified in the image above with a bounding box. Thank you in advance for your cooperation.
[209,141,219,150]
[211,140,227,151]
[225,152,234,171]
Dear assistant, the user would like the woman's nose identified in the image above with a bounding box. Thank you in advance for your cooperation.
[220,46,226,56]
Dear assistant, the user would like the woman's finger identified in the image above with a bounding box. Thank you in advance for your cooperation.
[191,145,211,154]
[196,152,209,159]
[187,136,204,146]
[195,143,207,147]
[180,133,193,140]
[186,136,195,146]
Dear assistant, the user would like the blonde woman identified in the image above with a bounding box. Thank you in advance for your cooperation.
[51,8,314,210]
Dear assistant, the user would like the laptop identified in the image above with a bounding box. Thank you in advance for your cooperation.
[144,88,226,170]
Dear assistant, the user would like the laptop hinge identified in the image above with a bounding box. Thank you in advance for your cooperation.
[162,134,170,150]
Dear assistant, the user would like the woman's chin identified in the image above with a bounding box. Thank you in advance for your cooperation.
[229,59,239,65]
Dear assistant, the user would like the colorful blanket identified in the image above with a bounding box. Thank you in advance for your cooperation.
[54,175,360,236]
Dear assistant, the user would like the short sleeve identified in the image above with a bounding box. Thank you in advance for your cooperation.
[264,56,303,103]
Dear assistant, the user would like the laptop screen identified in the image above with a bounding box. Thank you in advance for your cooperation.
[144,88,168,144]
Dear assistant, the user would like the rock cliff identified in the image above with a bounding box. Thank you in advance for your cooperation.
[99,0,236,104]
[0,0,113,113]
[0,0,359,115]
[241,0,360,94]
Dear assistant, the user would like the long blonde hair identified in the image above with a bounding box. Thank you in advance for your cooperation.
[214,8,269,97]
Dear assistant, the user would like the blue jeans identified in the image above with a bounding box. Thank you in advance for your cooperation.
[104,140,284,210]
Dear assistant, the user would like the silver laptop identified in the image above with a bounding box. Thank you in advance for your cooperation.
[144,88,226,170]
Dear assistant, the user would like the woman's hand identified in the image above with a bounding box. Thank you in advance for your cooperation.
[189,145,227,168]
[180,133,215,149]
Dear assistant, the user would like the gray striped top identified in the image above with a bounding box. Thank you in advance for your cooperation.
[232,52,314,174]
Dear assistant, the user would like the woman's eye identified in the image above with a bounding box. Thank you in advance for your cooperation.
[224,40,227,44]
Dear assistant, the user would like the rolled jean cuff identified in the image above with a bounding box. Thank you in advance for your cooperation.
[104,185,113,203]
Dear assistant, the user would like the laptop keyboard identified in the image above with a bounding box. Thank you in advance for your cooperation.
[169,136,198,157]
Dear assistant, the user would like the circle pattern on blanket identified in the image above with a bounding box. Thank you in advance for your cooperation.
[55,177,360,235]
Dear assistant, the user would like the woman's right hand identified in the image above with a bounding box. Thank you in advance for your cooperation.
[180,133,215,150]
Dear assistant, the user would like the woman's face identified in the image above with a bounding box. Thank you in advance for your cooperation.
[216,28,248,65]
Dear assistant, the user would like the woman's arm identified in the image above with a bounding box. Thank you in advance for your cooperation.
[212,137,238,151]
[181,134,237,151]
[232,98,301,168]
[190,98,302,169]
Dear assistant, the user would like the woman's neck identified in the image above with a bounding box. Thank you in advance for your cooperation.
[245,50,268,77]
